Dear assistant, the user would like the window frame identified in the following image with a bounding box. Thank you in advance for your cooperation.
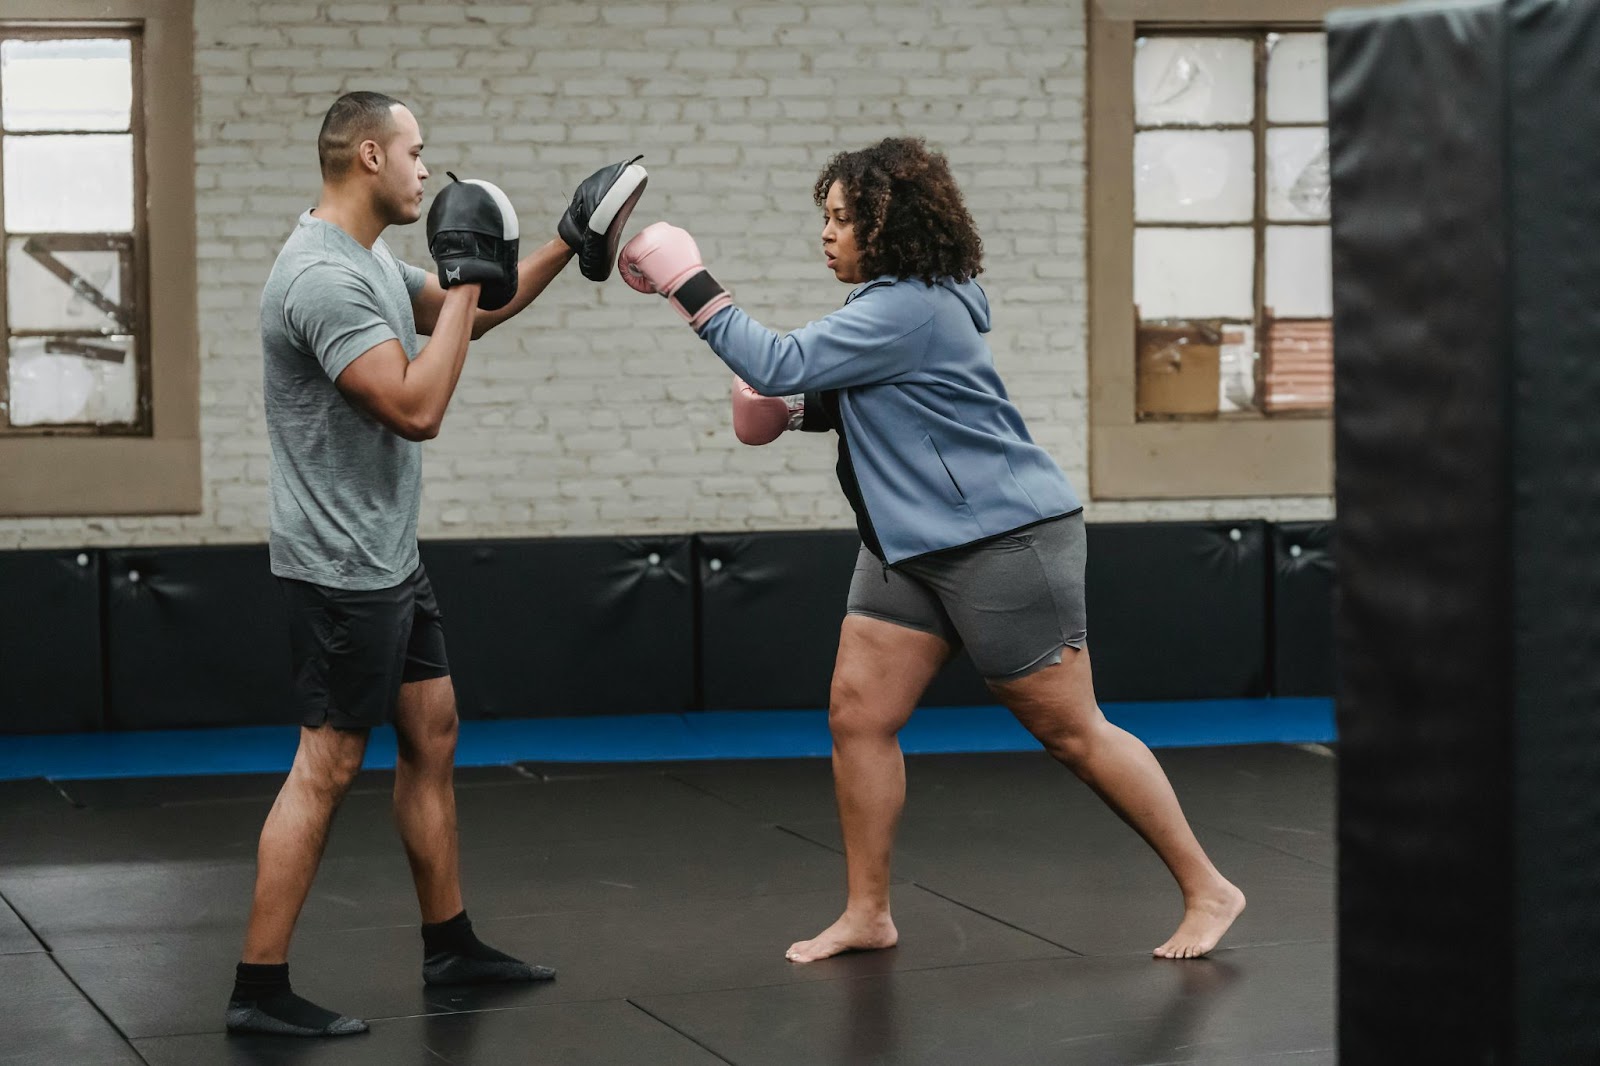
[1087,0,1382,500]
[0,0,196,516]
[0,25,150,438]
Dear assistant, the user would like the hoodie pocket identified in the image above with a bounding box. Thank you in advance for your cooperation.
[921,433,967,507]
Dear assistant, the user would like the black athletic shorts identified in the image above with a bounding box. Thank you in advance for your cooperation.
[277,564,450,730]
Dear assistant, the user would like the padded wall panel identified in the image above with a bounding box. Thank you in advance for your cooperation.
[1330,1,1600,1059]
[0,549,103,734]
[419,536,695,718]
[1271,522,1335,698]
[104,546,292,730]
[1084,521,1268,702]
[700,522,1269,711]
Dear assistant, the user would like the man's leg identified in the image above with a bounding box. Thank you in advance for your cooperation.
[393,674,554,985]
[228,725,370,1036]
[392,675,462,923]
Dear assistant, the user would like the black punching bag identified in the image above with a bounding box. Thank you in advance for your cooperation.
[1329,0,1600,1061]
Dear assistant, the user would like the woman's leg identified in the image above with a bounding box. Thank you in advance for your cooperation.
[992,645,1245,959]
[786,614,950,962]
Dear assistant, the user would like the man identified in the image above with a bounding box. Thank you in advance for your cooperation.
[228,91,646,1037]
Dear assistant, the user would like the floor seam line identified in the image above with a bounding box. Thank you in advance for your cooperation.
[909,882,1088,956]
[626,998,738,1065]
[1189,817,1335,870]
[43,949,146,1060]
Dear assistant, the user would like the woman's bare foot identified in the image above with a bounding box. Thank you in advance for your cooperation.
[1152,879,1246,960]
[785,910,898,963]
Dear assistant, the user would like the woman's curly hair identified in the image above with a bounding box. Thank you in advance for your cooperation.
[813,137,983,285]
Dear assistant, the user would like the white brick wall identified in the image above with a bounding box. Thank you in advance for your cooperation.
[0,0,1332,551]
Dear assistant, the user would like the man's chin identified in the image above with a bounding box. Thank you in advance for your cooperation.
[389,199,423,226]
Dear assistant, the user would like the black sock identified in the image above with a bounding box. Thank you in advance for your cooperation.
[227,962,366,1036]
[231,962,291,1003]
[420,910,554,985]
[421,910,516,963]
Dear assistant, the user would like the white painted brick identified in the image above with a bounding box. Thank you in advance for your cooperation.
[601,6,669,27]
[467,7,535,26]
[327,4,392,22]
[713,29,777,48]
[770,77,833,97]
[672,49,739,72]
[1,0,1340,553]
[774,27,842,46]
[425,27,500,48]
[394,6,464,25]
[530,49,606,70]
[737,5,806,26]
[394,49,464,71]
[469,51,533,71]
[286,27,357,48]
[607,52,673,73]
[248,49,321,70]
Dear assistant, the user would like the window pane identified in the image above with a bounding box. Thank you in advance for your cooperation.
[7,238,128,333]
[1,39,132,132]
[1265,225,1333,318]
[1266,128,1330,222]
[1264,319,1333,413]
[1219,323,1258,413]
[7,335,136,426]
[1135,130,1255,223]
[1267,33,1328,124]
[1135,37,1255,127]
[1134,227,1255,319]
[3,134,133,233]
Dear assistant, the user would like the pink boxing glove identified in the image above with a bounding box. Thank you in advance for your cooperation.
[617,221,734,330]
[731,376,804,445]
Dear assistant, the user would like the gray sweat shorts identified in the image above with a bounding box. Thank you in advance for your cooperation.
[845,511,1089,682]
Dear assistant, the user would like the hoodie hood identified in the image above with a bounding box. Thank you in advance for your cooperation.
[848,275,992,335]
[940,277,991,334]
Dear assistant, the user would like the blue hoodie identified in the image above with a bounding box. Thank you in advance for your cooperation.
[699,275,1083,565]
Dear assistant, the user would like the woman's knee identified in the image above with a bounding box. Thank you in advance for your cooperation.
[828,675,898,742]
[1000,692,1104,768]
[1040,726,1096,769]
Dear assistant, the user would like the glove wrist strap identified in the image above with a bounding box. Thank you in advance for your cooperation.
[671,270,727,318]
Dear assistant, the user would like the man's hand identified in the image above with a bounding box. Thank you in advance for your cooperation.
[558,156,648,281]
[427,173,519,310]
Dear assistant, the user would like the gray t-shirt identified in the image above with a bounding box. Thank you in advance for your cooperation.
[261,210,429,590]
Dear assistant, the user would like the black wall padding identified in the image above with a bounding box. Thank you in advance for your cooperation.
[700,523,1268,711]
[1330,1,1600,1060]
[1083,521,1268,702]
[419,537,695,718]
[696,531,993,711]
[0,549,103,734]
[104,546,293,730]
[1270,523,1334,698]
[698,530,867,711]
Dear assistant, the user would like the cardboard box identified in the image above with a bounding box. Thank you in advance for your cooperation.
[1137,320,1222,417]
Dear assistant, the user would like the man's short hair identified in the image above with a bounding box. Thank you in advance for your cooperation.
[317,91,405,179]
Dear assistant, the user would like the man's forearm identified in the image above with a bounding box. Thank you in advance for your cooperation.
[472,238,575,338]
[403,284,478,437]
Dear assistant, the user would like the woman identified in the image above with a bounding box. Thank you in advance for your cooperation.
[618,137,1244,963]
